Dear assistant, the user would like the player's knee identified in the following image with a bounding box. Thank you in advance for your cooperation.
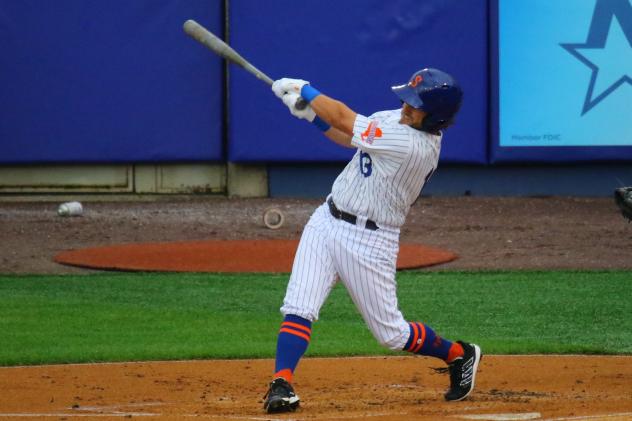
[368,320,410,350]
[377,334,406,351]
[280,305,318,323]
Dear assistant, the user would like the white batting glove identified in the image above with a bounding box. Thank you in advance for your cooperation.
[282,92,316,121]
[272,78,309,99]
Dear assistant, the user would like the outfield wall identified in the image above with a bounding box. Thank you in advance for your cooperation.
[0,0,631,195]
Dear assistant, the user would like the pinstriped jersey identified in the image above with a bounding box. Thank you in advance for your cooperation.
[330,109,441,228]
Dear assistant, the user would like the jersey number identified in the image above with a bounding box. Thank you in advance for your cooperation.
[359,152,372,177]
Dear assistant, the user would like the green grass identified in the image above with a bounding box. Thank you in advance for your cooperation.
[0,271,630,366]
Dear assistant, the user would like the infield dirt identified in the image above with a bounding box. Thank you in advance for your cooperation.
[1,356,631,420]
[1,196,631,420]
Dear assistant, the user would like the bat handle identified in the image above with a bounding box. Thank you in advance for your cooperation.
[295,97,309,110]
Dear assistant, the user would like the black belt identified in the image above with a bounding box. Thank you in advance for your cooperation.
[327,197,379,231]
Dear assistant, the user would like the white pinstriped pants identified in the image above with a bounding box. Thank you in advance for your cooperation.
[281,202,410,350]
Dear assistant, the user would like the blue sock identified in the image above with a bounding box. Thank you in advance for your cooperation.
[403,322,462,362]
[274,314,312,382]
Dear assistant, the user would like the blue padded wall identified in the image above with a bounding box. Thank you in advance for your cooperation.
[0,0,223,163]
[228,0,488,164]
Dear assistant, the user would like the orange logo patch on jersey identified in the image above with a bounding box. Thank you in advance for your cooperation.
[360,121,382,144]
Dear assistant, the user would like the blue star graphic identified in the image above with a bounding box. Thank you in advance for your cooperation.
[561,0,632,115]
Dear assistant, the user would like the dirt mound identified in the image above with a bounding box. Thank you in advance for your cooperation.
[54,239,457,272]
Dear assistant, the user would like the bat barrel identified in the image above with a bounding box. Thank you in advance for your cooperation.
[183,20,206,41]
[183,19,274,86]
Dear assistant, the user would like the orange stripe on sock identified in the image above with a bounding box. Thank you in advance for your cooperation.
[282,321,312,335]
[279,327,311,342]
[412,323,426,353]
[419,324,427,352]
[274,368,293,383]
[446,342,464,363]
[407,322,420,352]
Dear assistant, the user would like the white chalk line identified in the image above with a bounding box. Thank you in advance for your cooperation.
[0,413,157,418]
[0,411,407,420]
[457,413,541,420]
[0,402,166,418]
[182,412,409,420]
[2,411,632,420]
[455,412,632,421]
[543,413,632,421]
[182,416,279,421]
[70,402,164,412]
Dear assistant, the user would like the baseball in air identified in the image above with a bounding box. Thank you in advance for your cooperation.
[263,207,285,229]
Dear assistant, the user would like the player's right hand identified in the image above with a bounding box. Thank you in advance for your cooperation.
[272,78,309,99]
[282,92,316,121]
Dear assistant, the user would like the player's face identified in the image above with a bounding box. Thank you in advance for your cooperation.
[399,103,426,129]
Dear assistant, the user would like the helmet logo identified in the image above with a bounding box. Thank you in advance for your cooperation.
[410,74,423,87]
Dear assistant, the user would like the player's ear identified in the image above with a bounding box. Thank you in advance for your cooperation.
[415,110,428,130]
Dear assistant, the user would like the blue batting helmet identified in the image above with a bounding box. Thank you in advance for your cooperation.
[391,68,463,133]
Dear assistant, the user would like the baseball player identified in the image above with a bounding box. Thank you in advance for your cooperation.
[262,68,481,414]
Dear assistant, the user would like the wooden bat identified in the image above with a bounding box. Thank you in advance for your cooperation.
[183,19,307,109]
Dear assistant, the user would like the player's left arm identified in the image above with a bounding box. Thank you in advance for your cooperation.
[273,78,356,147]
[277,91,354,148]
[304,94,356,147]
[309,94,356,137]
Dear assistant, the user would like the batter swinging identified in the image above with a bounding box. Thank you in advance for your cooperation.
[263,68,481,414]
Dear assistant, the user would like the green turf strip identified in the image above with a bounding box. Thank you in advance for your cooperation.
[0,271,630,366]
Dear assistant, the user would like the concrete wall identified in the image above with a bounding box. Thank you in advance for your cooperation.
[0,164,266,197]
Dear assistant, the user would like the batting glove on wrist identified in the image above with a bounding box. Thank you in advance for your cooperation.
[282,92,316,121]
[272,78,310,99]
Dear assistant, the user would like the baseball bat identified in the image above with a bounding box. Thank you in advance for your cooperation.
[183,19,307,110]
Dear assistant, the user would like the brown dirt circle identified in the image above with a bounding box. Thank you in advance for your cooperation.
[1,355,631,420]
[53,239,457,272]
